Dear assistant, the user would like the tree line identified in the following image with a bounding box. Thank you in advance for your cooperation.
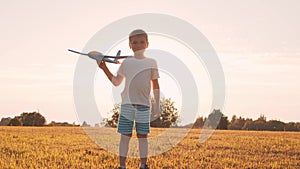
[103,98,300,131]
[192,109,300,132]
[1,99,299,131]
[89,97,300,131]
[0,112,46,126]
[0,112,78,127]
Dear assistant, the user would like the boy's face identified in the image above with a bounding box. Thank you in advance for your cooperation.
[129,35,148,53]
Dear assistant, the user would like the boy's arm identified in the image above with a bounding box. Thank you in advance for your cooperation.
[98,60,123,86]
[152,79,160,118]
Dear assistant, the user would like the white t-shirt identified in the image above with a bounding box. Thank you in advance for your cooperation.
[117,57,160,106]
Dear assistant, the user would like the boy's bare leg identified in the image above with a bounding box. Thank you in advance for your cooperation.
[119,134,132,166]
[137,134,148,165]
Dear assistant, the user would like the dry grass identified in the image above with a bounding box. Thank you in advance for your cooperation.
[0,127,299,169]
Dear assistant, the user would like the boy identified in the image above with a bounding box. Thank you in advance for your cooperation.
[98,29,160,169]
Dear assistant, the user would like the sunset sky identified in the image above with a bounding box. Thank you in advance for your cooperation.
[0,0,299,125]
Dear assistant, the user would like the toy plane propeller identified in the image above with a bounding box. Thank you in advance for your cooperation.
[68,49,132,64]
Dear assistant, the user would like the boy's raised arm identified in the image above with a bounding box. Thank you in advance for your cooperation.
[97,60,123,86]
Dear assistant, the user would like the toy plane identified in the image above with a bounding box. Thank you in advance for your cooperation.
[68,49,132,64]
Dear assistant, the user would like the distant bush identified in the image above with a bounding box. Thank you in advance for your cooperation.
[48,121,79,127]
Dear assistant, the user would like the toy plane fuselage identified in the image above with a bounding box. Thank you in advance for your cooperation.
[68,49,132,64]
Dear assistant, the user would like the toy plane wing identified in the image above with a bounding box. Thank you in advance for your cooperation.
[68,49,88,56]
[68,49,132,64]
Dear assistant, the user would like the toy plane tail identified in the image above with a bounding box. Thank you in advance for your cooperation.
[113,50,121,62]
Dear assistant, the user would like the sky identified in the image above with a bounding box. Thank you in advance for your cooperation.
[0,0,299,125]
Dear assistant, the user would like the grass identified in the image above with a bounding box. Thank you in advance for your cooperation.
[0,127,299,169]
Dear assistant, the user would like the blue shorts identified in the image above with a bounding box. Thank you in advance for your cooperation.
[117,104,150,135]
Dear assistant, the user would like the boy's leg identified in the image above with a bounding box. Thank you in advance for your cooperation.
[135,105,150,167]
[120,134,132,167]
[137,134,148,165]
[118,104,135,168]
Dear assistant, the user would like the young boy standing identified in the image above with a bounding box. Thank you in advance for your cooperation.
[98,29,160,169]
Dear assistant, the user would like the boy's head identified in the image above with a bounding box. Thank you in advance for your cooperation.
[129,29,149,53]
[129,29,148,42]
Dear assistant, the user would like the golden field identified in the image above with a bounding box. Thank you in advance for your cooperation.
[0,127,299,169]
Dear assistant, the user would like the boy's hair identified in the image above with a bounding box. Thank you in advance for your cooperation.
[129,29,148,42]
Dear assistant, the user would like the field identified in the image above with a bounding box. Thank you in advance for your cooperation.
[0,127,299,169]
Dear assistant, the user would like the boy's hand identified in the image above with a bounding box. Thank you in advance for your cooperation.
[152,112,159,118]
[97,60,106,70]
[152,107,160,118]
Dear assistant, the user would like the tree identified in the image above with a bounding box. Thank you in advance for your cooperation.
[231,115,237,124]
[206,109,229,129]
[217,115,229,129]
[242,116,267,131]
[20,112,46,126]
[242,118,254,130]
[105,104,121,128]
[104,98,180,128]
[284,122,300,131]
[8,117,22,126]
[0,117,11,126]
[228,116,246,130]
[81,121,91,127]
[266,120,285,131]
[150,98,179,128]
[3,111,46,126]
[258,114,267,122]
[193,116,205,128]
